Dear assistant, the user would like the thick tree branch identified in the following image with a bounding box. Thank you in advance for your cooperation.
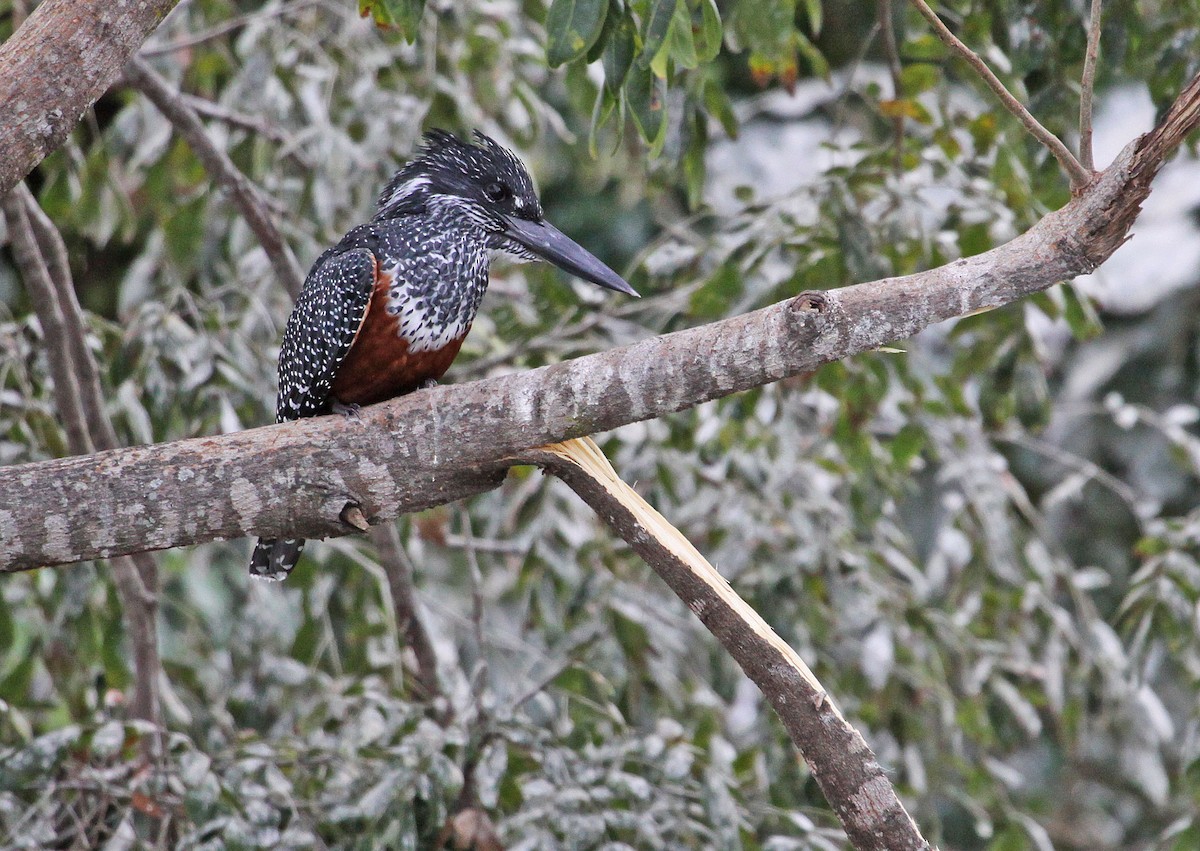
[2,71,1199,574]
[0,0,181,198]
[121,57,305,299]
[525,437,928,851]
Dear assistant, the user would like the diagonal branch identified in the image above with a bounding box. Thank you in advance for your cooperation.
[22,197,119,451]
[0,0,181,197]
[909,0,1093,190]
[120,57,305,299]
[1,191,94,455]
[877,0,906,174]
[370,523,443,703]
[178,94,314,168]
[1,184,163,740]
[525,438,929,850]
[1078,0,1104,172]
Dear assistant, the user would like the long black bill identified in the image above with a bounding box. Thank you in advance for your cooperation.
[502,215,639,297]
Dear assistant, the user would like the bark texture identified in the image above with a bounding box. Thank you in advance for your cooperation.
[0,0,180,197]
[2,73,1198,573]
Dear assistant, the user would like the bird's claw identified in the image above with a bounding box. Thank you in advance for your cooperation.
[419,378,439,390]
[332,401,362,419]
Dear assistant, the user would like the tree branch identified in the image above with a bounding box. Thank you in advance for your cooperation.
[1,184,162,739]
[524,437,928,851]
[877,0,906,174]
[1079,0,1103,172]
[1,190,94,455]
[0,0,181,198]
[178,93,314,168]
[909,0,1094,190]
[370,523,443,703]
[120,56,305,299]
[2,72,1198,573]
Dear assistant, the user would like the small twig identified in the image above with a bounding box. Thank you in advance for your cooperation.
[179,94,314,168]
[459,509,489,695]
[909,0,1092,190]
[121,57,305,299]
[439,533,527,555]
[1078,0,1103,171]
[877,0,906,174]
[997,432,1141,515]
[522,437,931,851]
[370,523,443,703]
[138,0,325,58]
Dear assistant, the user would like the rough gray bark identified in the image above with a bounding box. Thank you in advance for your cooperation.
[0,0,181,198]
[2,73,1198,574]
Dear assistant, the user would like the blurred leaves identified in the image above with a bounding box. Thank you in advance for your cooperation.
[546,0,609,67]
[3,0,1200,849]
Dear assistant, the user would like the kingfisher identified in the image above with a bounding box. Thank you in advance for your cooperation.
[249,130,638,580]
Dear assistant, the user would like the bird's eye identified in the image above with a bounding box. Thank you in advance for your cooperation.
[484,181,509,202]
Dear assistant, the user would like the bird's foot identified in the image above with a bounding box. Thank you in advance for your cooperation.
[332,400,362,419]
[418,378,439,391]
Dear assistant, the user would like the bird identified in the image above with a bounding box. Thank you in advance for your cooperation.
[249,129,638,580]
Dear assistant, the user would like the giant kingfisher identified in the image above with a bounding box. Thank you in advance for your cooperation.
[250,130,638,579]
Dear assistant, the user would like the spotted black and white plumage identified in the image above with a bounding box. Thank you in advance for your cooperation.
[250,130,637,581]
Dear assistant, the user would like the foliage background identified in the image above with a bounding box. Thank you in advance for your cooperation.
[3,0,1200,848]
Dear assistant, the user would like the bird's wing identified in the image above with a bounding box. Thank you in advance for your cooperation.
[275,246,378,422]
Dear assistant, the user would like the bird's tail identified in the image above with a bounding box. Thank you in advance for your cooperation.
[249,537,306,581]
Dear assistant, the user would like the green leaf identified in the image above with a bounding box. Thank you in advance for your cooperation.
[358,0,426,42]
[703,78,739,137]
[625,64,668,147]
[682,113,707,209]
[638,0,678,69]
[585,0,620,63]
[802,0,822,35]
[900,63,940,96]
[793,29,829,79]
[546,0,609,67]
[603,12,637,91]
[732,0,795,62]
[695,0,723,62]
[666,0,699,70]
[890,424,926,467]
[1061,282,1103,339]
[588,83,621,156]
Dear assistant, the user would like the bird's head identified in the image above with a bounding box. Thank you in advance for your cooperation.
[376,130,637,296]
